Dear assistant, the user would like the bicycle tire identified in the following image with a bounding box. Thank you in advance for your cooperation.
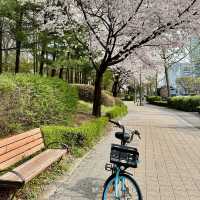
[102,173,142,200]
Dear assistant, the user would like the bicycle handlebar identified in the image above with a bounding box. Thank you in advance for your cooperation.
[109,119,141,140]
[109,119,125,133]
[109,119,121,127]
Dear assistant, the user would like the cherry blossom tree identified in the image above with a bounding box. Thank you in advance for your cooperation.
[109,65,133,97]
[38,0,199,116]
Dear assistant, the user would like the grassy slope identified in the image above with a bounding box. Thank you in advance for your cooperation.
[0,74,78,136]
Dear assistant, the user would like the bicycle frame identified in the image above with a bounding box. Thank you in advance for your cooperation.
[114,165,128,198]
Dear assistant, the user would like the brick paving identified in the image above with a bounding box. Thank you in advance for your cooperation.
[41,103,200,200]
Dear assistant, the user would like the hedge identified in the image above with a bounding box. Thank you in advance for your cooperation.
[146,96,162,104]
[147,95,200,112]
[197,106,200,113]
[42,117,108,155]
[152,101,168,107]
[168,96,200,112]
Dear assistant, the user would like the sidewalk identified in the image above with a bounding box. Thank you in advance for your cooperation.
[128,104,200,200]
[40,103,200,200]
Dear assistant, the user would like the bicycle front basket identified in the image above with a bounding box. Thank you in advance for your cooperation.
[110,144,139,168]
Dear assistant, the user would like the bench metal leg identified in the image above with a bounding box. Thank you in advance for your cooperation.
[0,188,17,200]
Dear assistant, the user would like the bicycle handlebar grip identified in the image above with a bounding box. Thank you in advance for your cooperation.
[135,130,141,139]
[109,119,120,126]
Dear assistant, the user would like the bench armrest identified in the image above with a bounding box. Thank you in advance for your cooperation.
[46,142,69,152]
[0,170,25,188]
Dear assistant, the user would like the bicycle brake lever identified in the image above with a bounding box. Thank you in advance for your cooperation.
[135,130,141,139]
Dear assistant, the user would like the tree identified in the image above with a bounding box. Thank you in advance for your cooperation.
[64,0,198,116]
[0,0,41,73]
[176,76,200,94]
[0,19,3,74]
[110,66,133,97]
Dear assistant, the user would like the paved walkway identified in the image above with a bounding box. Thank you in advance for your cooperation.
[40,103,200,200]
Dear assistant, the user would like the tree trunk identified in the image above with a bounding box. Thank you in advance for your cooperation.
[59,68,63,79]
[70,69,73,83]
[39,46,45,75]
[46,67,49,76]
[139,68,142,106]
[15,11,23,74]
[164,63,170,97]
[92,72,103,117]
[155,72,158,95]
[66,69,69,82]
[0,21,3,74]
[112,75,119,97]
[51,69,56,77]
[15,40,21,74]
[134,79,136,103]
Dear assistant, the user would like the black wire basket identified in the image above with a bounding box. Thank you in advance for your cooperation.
[110,144,139,168]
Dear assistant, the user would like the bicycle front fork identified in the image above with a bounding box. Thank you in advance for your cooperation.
[114,168,126,199]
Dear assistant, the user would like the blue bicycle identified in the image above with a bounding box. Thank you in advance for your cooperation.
[102,120,143,200]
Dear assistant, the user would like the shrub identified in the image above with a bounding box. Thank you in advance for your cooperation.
[0,74,78,135]
[124,95,134,101]
[147,95,200,112]
[115,97,124,106]
[42,117,108,155]
[168,96,200,112]
[73,84,115,106]
[146,96,162,104]
[153,101,168,107]
[197,106,200,113]
[105,104,128,119]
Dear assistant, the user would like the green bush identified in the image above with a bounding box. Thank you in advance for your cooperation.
[0,74,78,135]
[42,117,108,156]
[124,95,134,101]
[105,104,128,119]
[73,84,115,106]
[115,97,124,106]
[146,96,162,104]
[168,96,200,112]
[147,95,200,112]
[153,101,168,107]
[197,106,200,113]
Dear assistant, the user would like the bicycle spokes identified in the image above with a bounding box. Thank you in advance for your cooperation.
[105,176,139,200]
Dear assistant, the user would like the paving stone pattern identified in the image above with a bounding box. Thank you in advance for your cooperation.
[44,103,200,200]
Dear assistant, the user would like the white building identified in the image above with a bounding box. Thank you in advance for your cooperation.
[158,62,193,96]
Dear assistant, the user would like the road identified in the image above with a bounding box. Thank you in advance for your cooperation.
[40,103,200,200]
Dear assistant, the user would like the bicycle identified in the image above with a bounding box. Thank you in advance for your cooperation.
[102,120,143,200]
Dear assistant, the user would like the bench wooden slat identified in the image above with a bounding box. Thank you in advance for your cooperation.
[0,149,67,183]
[0,146,6,156]
[6,133,42,153]
[0,128,41,148]
[0,129,45,171]
[0,138,44,164]
[0,143,45,170]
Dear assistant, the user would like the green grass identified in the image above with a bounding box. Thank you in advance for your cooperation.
[0,73,78,136]
[77,100,92,113]
[105,104,128,119]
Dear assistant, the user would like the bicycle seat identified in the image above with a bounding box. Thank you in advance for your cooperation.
[115,132,130,143]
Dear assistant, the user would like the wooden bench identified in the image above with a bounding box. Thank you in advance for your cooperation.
[0,128,68,199]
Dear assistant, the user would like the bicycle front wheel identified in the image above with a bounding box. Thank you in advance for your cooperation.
[102,173,142,200]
